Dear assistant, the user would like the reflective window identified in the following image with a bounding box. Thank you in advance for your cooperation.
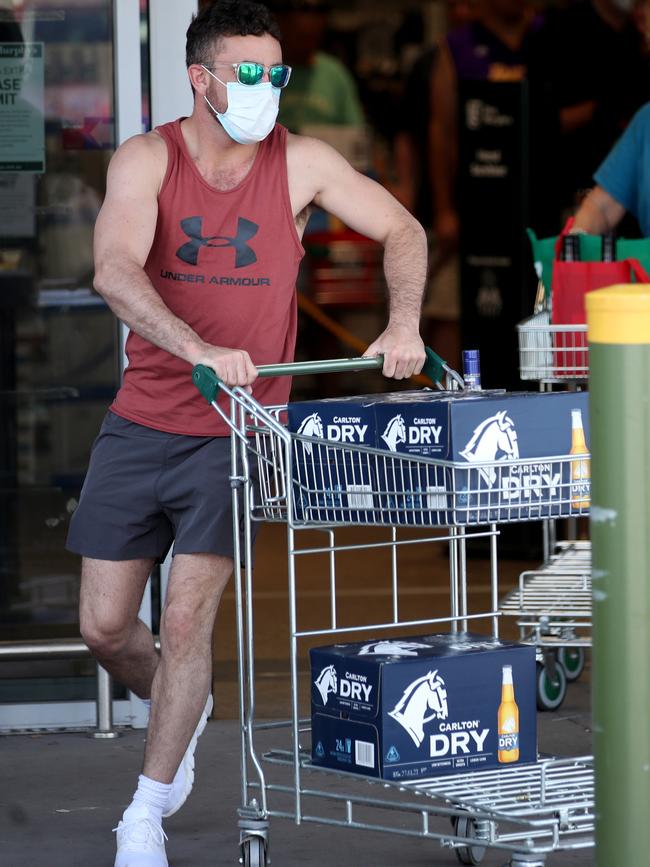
[0,1,148,704]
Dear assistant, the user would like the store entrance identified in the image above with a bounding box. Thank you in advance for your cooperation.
[0,0,150,731]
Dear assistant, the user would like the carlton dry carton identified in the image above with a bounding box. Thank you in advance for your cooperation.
[287,389,590,525]
[310,632,537,782]
[288,400,377,524]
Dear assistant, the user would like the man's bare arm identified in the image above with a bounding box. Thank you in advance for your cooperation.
[288,135,427,379]
[572,186,626,235]
[93,135,256,386]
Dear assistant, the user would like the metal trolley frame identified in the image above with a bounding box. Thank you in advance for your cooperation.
[515,315,592,709]
[517,312,588,387]
[193,357,594,867]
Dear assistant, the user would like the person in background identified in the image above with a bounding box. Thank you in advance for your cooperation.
[391,0,477,368]
[538,0,650,216]
[423,0,543,367]
[272,0,365,132]
[572,100,650,237]
[66,2,426,864]
[431,0,544,263]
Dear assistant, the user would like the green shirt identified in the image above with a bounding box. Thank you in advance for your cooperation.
[278,52,365,132]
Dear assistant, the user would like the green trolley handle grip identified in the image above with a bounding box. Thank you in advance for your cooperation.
[192,346,448,404]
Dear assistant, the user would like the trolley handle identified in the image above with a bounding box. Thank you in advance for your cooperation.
[192,347,462,404]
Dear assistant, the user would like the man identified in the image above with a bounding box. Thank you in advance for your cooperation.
[573,100,650,236]
[66,2,426,865]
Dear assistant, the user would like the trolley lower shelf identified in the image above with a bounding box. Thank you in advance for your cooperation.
[259,749,594,862]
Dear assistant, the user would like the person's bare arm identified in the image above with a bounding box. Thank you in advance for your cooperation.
[430,41,459,261]
[572,185,626,235]
[288,134,427,380]
[93,134,257,387]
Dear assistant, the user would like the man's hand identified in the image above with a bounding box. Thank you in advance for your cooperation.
[192,345,258,389]
[364,324,426,380]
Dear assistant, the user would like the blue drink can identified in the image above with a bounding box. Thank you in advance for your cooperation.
[462,349,481,391]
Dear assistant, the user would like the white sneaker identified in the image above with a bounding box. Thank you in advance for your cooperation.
[163,693,213,818]
[114,803,168,867]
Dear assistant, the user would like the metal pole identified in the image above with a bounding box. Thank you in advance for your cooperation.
[587,285,650,866]
[91,663,120,739]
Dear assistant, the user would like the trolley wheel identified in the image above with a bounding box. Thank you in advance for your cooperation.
[453,814,486,865]
[536,661,567,711]
[240,836,267,867]
[557,647,585,682]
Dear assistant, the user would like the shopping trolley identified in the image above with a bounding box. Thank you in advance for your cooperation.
[514,314,591,710]
[517,311,588,385]
[192,352,594,867]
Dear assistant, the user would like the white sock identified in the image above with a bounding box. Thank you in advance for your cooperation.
[127,774,172,823]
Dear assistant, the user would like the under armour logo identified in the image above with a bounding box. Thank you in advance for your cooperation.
[176,216,258,268]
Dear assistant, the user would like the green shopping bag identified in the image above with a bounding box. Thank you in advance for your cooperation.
[527,228,650,303]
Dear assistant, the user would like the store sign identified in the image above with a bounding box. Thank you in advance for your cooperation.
[0,43,45,173]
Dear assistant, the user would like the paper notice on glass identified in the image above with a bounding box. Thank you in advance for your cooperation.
[0,43,45,173]
[0,173,35,236]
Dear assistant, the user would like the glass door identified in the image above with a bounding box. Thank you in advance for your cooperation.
[0,0,150,730]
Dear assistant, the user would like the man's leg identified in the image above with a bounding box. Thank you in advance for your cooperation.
[143,552,232,783]
[79,556,158,698]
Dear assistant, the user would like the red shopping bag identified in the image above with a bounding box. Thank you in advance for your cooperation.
[551,221,650,375]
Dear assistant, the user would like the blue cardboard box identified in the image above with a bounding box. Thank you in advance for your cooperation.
[288,400,378,522]
[291,453,377,524]
[287,389,590,525]
[310,632,537,781]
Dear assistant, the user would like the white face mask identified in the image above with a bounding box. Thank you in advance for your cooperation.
[202,65,280,145]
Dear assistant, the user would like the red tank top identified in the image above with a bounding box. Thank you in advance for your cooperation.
[111,120,304,435]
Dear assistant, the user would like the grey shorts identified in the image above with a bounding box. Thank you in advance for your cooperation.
[66,412,257,562]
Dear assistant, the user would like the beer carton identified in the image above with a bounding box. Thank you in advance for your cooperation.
[310,632,537,781]
[287,389,590,525]
[288,399,378,523]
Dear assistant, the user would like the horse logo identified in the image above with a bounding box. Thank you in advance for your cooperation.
[296,412,324,456]
[388,670,448,747]
[314,664,338,706]
[380,414,407,452]
[358,640,431,657]
[459,411,519,485]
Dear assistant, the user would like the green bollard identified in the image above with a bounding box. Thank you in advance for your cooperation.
[587,285,650,866]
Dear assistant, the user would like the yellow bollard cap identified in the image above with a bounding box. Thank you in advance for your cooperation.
[587,284,650,344]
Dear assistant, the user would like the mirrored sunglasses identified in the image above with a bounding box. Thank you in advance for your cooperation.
[206,61,292,88]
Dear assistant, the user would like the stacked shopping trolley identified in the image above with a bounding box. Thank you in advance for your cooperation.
[504,315,591,710]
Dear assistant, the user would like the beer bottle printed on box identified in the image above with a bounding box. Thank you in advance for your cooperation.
[497,664,519,763]
[570,407,590,509]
